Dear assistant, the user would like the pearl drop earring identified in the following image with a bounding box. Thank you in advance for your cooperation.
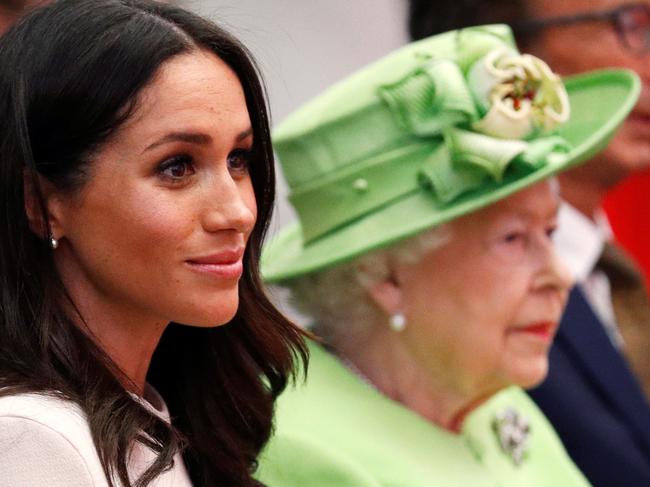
[389,312,406,332]
[49,236,59,249]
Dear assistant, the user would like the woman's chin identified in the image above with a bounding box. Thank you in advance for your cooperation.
[172,298,240,328]
[506,356,550,390]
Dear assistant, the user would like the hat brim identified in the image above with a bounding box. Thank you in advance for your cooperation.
[263,69,640,283]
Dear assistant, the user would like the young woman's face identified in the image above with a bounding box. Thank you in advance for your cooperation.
[51,50,257,328]
[396,181,572,397]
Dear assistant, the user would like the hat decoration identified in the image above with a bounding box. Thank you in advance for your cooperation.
[378,47,571,206]
[469,47,570,138]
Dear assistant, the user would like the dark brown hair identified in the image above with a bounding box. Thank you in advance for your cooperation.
[0,0,307,485]
[407,0,533,46]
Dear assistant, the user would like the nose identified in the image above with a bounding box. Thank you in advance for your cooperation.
[200,172,256,235]
[534,236,574,295]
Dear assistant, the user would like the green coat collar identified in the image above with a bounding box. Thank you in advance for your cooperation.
[258,341,589,486]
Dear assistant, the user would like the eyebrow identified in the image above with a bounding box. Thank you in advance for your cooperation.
[513,201,561,221]
[237,127,253,141]
[142,127,253,153]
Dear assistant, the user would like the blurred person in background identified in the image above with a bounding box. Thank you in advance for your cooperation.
[602,168,650,286]
[409,1,650,485]
[0,0,39,33]
[256,24,637,486]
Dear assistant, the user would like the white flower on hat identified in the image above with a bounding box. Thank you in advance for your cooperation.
[467,47,570,139]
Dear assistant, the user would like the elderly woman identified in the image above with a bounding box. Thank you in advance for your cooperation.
[256,26,639,485]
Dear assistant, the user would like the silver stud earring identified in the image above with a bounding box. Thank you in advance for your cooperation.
[49,236,59,250]
[389,312,406,332]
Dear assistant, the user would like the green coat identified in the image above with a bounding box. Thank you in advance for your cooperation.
[257,342,590,486]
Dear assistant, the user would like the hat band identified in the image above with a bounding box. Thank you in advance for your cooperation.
[291,129,571,244]
[289,143,431,244]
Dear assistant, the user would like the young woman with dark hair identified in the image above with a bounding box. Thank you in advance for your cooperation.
[0,0,307,485]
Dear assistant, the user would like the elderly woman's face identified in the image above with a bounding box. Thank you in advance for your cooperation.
[395,181,572,395]
[49,50,256,328]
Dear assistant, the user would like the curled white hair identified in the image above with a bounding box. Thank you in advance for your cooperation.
[283,225,452,345]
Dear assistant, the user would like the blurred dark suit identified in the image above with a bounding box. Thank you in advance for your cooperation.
[529,287,650,487]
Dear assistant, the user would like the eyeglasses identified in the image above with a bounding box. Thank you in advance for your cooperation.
[511,3,650,55]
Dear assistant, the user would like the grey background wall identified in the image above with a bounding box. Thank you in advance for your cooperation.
[185,0,409,233]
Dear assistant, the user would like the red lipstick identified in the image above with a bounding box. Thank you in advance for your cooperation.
[513,321,556,341]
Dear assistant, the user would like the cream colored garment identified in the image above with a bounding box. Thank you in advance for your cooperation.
[554,203,622,345]
[0,387,192,487]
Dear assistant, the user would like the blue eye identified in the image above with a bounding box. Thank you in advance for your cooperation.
[158,155,195,180]
[227,148,253,174]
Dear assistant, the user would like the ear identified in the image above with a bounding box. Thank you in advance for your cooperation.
[366,277,404,316]
[23,171,66,241]
[358,261,404,316]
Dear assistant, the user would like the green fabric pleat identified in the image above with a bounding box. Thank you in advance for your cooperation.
[418,128,570,204]
[377,59,478,137]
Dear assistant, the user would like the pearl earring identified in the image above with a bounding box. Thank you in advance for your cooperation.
[49,236,59,249]
[389,313,406,332]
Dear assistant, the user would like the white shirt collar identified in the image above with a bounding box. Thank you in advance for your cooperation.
[554,202,613,283]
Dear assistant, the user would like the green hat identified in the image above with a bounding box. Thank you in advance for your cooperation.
[262,25,640,283]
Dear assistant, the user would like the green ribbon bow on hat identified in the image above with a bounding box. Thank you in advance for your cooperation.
[378,56,571,204]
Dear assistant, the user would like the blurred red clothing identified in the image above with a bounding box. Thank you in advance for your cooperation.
[604,169,650,287]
